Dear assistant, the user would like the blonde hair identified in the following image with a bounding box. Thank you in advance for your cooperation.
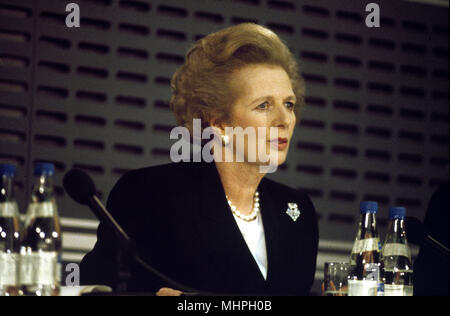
[169,23,305,135]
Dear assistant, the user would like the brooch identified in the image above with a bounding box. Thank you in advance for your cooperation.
[286,202,300,222]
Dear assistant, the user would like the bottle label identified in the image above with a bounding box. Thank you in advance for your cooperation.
[382,243,411,258]
[0,253,18,286]
[384,284,413,296]
[351,238,380,254]
[19,252,33,285]
[24,201,57,228]
[32,201,57,218]
[0,201,19,217]
[20,252,59,286]
[384,284,405,296]
[348,279,378,296]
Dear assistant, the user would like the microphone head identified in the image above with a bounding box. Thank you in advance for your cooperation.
[405,216,425,245]
[63,169,96,205]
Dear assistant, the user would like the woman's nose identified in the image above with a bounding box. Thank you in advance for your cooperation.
[271,102,291,128]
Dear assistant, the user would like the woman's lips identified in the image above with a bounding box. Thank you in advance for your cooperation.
[268,138,288,150]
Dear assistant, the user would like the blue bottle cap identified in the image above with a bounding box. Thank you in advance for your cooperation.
[360,201,378,214]
[34,162,55,176]
[389,207,406,220]
[0,163,16,177]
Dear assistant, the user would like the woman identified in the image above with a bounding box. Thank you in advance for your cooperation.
[80,23,319,296]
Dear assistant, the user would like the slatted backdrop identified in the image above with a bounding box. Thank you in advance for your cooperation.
[0,0,448,294]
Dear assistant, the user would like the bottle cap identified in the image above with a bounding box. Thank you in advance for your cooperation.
[34,162,55,176]
[0,163,16,177]
[389,207,406,220]
[360,201,378,214]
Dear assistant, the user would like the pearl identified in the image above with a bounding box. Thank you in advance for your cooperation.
[226,191,260,222]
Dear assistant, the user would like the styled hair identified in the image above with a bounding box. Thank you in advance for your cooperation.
[169,23,305,135]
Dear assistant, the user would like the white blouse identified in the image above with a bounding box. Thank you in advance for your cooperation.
[232,212,268,280]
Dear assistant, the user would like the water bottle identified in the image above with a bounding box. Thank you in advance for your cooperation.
[381,207,413,296]
[348,201,384,296]
[0,164,21,296]
[19,162,62,296]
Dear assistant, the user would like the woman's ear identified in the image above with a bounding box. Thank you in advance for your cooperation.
[209,118,225,136]
[209,118,232,147]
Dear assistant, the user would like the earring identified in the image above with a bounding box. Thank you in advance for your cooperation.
[222,134,229,146]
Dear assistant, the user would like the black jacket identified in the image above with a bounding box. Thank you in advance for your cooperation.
[80,161,319,295]
[413,182,449,296]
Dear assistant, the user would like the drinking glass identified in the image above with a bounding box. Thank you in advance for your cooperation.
[323,262,350,296]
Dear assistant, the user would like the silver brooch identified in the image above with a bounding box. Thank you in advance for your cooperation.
[286,202,300,222]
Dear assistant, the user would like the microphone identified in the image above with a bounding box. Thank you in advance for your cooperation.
[63,169,131,244]
[405,216,449,257]
[63,169,203,295]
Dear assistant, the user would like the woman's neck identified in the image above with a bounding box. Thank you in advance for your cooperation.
[215,160,265,216]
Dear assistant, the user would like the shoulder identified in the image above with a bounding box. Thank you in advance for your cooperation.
[111,162,194,194]
[118,161,193,183]
[106,162,198,212]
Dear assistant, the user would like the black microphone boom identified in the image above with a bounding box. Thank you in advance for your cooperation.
[63,168,202,295]
[63,169,131,243]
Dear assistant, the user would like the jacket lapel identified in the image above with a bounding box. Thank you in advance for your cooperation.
[257,179,284,286]
[258,179,301,294]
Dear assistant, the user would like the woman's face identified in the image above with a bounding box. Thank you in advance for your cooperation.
[221,63,297,167]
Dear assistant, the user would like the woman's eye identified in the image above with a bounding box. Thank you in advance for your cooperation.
[256,102,269,110]
[285,102,295,110]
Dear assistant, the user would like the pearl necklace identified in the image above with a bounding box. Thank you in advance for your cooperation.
[226,191,260,222]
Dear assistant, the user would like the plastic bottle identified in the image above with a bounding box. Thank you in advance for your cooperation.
[382,207,413,296]
[348,201,383,296]
[19,162,62,296]
[0,164,21,296]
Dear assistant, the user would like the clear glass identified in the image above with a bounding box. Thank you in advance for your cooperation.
[323,262,350,296]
